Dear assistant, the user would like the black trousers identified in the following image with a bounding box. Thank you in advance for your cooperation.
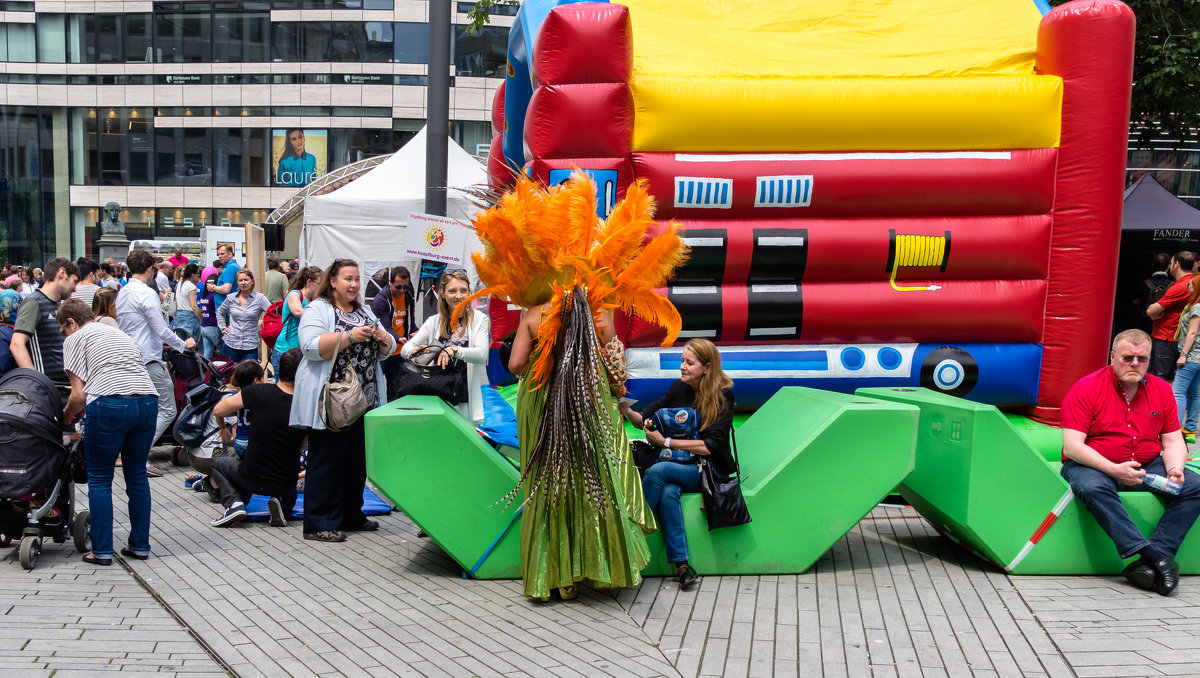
[382,353,406,402]
[210,456,296,514]
[303,417,367,533]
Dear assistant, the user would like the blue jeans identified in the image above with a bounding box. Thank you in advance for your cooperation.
[270,349,281,381]
[1061,457,1200,559]
[171,309,201,340]
[1174,362,1200,432]
[199,325,222,359]
[83,395,157,558]
[642,461,703,564]
[225,346,259,363]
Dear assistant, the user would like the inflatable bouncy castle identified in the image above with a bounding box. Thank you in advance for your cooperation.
[486,0,1136,423]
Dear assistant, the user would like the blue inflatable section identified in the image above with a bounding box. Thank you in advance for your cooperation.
[476,385,519,449]
[625,343,1042,408]
[244,486,393,522]
[503,0,606,170]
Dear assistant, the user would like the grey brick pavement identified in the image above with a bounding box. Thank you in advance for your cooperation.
[3,449,1199,676]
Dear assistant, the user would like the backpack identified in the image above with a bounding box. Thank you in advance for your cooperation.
[261,300,284,349]
[172,383,226,448]
[647,407,701,463]
[0,368,66,498]
[1144,274,1172,310]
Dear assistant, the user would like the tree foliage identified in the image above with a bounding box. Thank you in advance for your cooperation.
[464,0,520,34]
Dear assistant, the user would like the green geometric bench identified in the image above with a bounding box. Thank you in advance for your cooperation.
[858,386,1200,574]
[364,388,919,578]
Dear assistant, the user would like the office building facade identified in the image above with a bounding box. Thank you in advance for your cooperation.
[0,0,508,265]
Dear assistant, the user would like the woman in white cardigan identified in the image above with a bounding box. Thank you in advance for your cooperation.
[401,270,490,424]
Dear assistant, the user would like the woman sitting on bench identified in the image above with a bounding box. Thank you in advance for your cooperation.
[618,338,734,590]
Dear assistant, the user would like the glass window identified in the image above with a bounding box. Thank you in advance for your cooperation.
[95,107,154,185]
[126,14,153,63]
[363,0,391,8]
[329,22,365,61]
[450,120,491,158]
[364,21,393,62]
[214,12,271,63]
[150,207,204,238]
[67,15,94,63]
[36,14,65,63]
[301,22,332,62]
[394,22,429,64]
[155,127,212,186]
[96,15,121,63]
[272,22,300,61]
[214,128,269,187]
[453,25,507,78]
[69,108,99,185]
[156,13,211,63]
[7,24,35,63]
[329,128,398,170]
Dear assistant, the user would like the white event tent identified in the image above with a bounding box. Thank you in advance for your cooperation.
[299,126,488,290]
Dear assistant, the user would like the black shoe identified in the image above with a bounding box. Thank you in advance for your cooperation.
[676,564,700,591]
[1150,557,1181,596]
[342,519,379,532]
[1122,560,1156,592]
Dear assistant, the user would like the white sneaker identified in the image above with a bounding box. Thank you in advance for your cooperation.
[211,502,246,527]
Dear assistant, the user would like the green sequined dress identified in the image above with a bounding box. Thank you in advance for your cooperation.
[516,348,657,599]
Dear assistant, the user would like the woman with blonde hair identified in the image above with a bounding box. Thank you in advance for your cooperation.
[400,270,490,423]
[1175,274,1200,442]
[620,338,735,590]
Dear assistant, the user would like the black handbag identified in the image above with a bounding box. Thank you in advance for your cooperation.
[394,347,469,404]
[698,429,751,530]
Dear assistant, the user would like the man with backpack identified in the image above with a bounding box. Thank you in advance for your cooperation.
[1147,251,1198,380]
[1133,253,1173,332]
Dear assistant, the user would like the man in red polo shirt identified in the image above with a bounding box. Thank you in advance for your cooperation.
[1060,328,1200,595]
[1146,251,1196,379]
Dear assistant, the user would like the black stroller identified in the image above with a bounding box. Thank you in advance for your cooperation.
[0,369,89,570]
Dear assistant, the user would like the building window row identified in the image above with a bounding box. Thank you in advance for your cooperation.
[70,108,492,187]
[16,16,506,75]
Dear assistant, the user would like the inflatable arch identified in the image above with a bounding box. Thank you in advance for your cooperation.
[486,0,1136,423]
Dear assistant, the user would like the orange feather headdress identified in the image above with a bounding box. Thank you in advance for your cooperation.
[454,172,689,390]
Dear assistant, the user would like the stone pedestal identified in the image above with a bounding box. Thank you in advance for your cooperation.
[96,234,130,263]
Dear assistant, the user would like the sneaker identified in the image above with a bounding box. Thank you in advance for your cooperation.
[145,466,164,478]
[211,502,246,527]
[267,497,286,527]
[183,474,201,489]
[304,530,346,542]
[193,476,209,492]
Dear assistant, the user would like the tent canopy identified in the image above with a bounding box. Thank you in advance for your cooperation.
[1122,173,1200,233]
[300,126,488,275]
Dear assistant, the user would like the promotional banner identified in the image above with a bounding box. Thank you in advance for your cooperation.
[404,213,469,265]
[272,129,328,188]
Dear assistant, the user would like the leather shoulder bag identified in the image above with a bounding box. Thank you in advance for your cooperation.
[318,331,368,431]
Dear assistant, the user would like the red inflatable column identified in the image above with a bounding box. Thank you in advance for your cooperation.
[1030,0,1134,423]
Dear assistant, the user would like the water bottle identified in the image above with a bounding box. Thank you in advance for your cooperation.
[1143,473,1182,495]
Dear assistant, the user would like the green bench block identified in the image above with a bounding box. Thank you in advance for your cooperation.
[858,387,1200,574]
[365,396,522,579]
[639,387,918,575]
[366,388,918,578]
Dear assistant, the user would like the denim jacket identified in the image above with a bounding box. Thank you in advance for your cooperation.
[289,298,393,430]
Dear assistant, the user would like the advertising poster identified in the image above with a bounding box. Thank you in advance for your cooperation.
[272,129,328,188]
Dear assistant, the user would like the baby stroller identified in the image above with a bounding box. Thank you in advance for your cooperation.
[165,345,233,466]
[0,369,89,570]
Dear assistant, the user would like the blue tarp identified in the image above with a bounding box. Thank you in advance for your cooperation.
[244,486,393,522]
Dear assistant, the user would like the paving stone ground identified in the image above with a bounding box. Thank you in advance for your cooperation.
[2,446,1198,677]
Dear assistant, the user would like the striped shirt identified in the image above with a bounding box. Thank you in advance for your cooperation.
[63,322,156,400]
[217,292,270,350]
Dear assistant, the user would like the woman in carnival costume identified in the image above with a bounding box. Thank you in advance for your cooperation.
[457,173,690,601]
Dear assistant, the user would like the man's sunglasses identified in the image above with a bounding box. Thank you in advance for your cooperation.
[1118,355,1149,365]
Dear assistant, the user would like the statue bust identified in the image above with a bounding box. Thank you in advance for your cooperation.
[99,201,126,237]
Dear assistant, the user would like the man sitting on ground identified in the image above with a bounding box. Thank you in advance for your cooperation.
[1060,328,1200,596]
[209,348,307,528]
